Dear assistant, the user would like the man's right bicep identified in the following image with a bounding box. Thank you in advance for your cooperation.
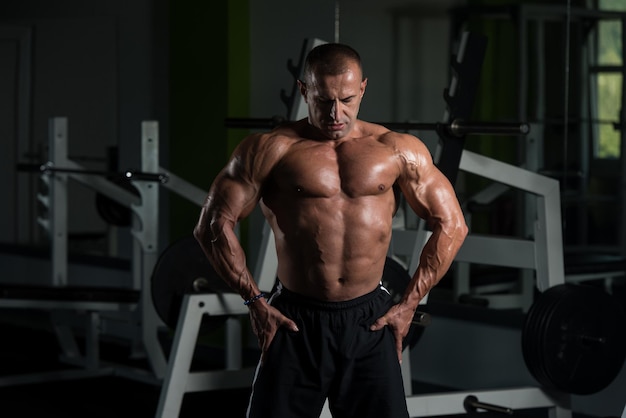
[210,133,276,219]
[209,173,261,221]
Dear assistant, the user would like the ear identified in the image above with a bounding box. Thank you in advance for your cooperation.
[297,79,308,102]
[360,78,368,97]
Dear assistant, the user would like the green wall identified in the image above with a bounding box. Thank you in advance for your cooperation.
[169,0,250,242]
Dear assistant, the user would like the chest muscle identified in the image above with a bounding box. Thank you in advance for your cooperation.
[273,140,398,198]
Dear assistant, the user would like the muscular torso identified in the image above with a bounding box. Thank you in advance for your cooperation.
[260,120,402,301]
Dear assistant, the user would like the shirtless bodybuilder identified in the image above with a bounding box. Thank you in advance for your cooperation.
[194,43,468,418]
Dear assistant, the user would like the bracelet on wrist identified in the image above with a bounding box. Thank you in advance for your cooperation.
[244,292,266,306]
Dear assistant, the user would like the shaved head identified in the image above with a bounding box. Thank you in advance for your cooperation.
[302,43,364,85]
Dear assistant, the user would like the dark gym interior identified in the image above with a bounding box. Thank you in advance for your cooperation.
[1,0,625,417]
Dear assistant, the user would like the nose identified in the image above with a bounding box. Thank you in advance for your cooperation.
[330,100,338,121]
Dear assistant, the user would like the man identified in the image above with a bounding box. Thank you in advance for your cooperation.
[194,43,468,418]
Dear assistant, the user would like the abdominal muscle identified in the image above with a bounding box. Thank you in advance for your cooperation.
[263,194,395,301]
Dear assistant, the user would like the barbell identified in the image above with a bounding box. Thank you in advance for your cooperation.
[16,162,168,227]
[16,162,170,184]
[150,236,626,396]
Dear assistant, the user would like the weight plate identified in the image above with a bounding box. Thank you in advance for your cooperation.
[536,285,577,391]
[522,284,626,395]
[95,177,139,227]
[151,235,233,331]
[523,284,572,389]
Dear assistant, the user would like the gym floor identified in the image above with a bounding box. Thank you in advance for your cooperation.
[0,313,252,418]
[0,310,606,418]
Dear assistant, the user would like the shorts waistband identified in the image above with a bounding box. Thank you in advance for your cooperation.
[273,281,384,311]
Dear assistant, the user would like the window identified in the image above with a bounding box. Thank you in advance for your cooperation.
[594,0,625,158]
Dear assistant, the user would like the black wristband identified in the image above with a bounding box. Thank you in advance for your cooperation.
[244,292,266,306]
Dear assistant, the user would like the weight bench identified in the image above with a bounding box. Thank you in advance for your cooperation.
[0,284,140,386]
[155,292,255,417]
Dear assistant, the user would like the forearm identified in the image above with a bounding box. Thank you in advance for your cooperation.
[194,219,261,302]
[405,219,467,306]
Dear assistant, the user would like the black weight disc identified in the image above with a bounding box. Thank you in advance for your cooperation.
[95,177,139,227]
[546,285,626,394]
[522,284,571,390]
[381,256,426,349]
[522,283,626,395]
[151,235,233,331]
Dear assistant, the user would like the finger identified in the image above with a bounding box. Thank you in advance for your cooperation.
[284,318,299,332]
[396,336,404,363]
[369,316,387,331]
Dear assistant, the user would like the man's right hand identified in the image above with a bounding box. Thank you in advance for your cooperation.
[248,300,299,365]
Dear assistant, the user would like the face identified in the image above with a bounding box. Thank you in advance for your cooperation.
[298,61,368,140]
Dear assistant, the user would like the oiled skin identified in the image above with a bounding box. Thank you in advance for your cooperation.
[194,58,468,362]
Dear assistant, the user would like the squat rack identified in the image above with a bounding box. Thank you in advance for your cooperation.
[5,117,256,393]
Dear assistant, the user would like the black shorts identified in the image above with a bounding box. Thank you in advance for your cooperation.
[246,282,410,418]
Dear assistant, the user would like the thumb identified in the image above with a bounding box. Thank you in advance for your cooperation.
[369,316,388,331]
[396,337,404,364]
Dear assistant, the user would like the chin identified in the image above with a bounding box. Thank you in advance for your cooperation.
[327,131,345,140]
